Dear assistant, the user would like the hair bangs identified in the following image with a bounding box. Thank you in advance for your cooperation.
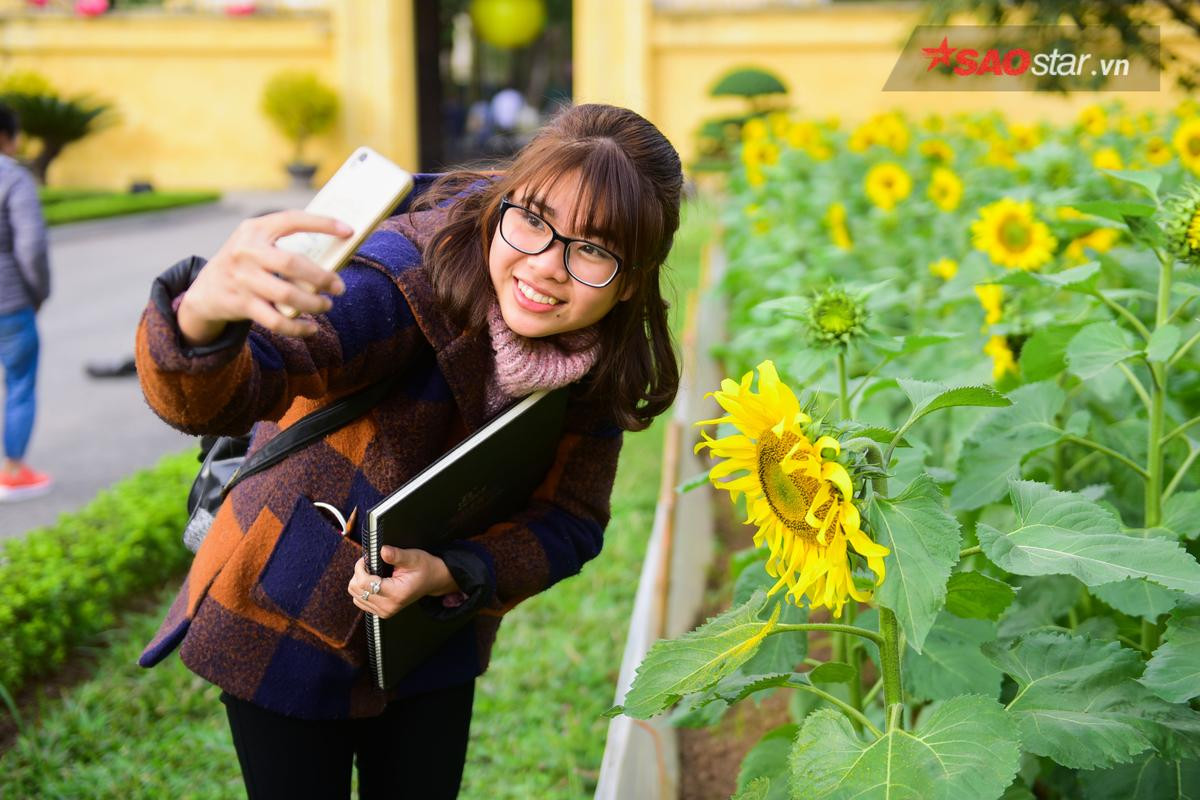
[506,140,662,273]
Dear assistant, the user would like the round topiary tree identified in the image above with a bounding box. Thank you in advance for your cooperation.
[709,66,788,113]
[260,70,339,187]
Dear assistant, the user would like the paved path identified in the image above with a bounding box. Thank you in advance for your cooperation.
[0,189,316,541]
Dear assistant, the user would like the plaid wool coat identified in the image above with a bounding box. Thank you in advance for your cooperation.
[134,180,625,719]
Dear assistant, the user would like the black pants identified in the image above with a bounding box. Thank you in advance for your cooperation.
[219,679,475,800]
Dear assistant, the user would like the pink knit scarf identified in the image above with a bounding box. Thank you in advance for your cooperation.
[483,301,601,417]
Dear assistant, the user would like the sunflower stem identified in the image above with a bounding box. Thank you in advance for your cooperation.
[1163,414,1200,446]
[772,623,884,646]
[1061,435,1150,479]
[1164,443,1200,503]
[959,545,982,559]
[1117,362,1153,413]
[792,684,882,739]
[836,349,851,420]
[878,606,904,731]
[862,677,883,706]
[1139,243,1173,656]
[845,603,865,723]
[1094,290,1152,341]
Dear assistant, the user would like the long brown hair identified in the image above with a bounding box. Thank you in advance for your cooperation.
[416,103,683,432]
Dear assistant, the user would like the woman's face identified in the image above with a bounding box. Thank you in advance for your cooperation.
[488,171,634,339]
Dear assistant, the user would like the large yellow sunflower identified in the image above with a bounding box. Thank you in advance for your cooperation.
[1145,136,1173,167]
[1173,118,1200,176]
[865,162,912,212]
[694,361,889,617]
[928,167,963,212]
[971,198,1057,271]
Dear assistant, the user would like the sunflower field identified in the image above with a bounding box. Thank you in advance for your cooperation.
[610,99,1200,799]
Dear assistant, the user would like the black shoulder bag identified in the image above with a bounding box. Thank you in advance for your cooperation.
[182,375,400,553]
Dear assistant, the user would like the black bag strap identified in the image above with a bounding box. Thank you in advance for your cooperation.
[219,374,402,500]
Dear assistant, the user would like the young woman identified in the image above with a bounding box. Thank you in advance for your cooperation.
[135,103,682,798]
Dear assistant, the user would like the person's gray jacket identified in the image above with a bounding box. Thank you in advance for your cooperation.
[0,154,49,315]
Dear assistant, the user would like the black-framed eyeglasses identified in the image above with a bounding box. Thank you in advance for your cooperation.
[498,198,623,289]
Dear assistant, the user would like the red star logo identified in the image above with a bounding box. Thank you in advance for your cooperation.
[922,36,956,72]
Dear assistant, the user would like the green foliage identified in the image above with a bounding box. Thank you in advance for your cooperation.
[259,70,339,162]
[903,612,1002,701]
[1139,600,1200,703]
[39,191,220,226]
[710,67,788,99]
[984,632,1200,770]
[0,91,119,185]
[977,481,1200,593]
[0,451,196,702]
[943,571,1017,620]
[866,474,962,652]
[790,695,1021,800]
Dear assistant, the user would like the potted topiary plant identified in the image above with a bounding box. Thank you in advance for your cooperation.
[260,70,339,189]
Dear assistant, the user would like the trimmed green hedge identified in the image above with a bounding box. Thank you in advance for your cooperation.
[0,451,197,697]
[39,190,220,226]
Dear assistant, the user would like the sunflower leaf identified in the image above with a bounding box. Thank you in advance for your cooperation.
[977,481,1200,594]
[897,379,1011,433]
[1077,753,1200,800]
[950,381,1066,511]
[1100,168,1163,201]
[615,590,783,718]
[1139,599,1200,703]
[808,662,855,684]
[1146,324,1181,363]
[944,571,1016,620]
[1018,324,1087,381]
[1164,491,1200,540]
[866,474,962,652]
[789,695,1020,800]
[731,777,771,800]
[1066,321,1140,380]
[1091,578,1181,621]
[904,612,1003,702]
[997,261,1101,292]
[737,725,798,800]
[1071,199,1156,221]
[982,632,1200,770]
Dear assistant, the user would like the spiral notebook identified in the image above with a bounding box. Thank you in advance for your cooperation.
[363,386,570,690]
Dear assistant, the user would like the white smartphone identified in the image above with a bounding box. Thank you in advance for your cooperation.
[273,146,415,318]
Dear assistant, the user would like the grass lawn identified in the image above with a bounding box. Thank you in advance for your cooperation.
[0,195,715,800]
[39,188,221,226]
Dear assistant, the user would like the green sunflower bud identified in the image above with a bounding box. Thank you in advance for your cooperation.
[1161,182,1200,268]
[805,287,868,348]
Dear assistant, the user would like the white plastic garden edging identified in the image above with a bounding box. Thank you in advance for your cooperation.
[595,240,728,800]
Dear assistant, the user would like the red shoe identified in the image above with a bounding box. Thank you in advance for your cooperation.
[0,466,52,502]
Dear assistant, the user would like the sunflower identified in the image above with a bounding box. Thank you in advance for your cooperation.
[864,162,912,211]
[825,202,853,250]
[694,361,889,616]
[1078,105,1107,137]
[928,257,958,281]
[1145,136,1173,166]
[971,198,1057,271]
[742,139,779,188]
[1161,183,1200,268]
[984,335,1018,380]
[1173,118,1200,176]
[919,138,955,163]
[1065,228,1120,264]
[982,137,1017,169]
[975,283,1004,327]
[1092,147,1124,171]
[928,167,963,212]
[1007,123,1042,152]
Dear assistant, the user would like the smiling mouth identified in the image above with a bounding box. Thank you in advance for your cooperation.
[516,278,563,306]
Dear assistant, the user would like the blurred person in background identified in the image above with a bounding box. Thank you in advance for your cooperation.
[0,101,52,501]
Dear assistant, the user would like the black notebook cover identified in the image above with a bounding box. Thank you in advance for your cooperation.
[363,386,570,690]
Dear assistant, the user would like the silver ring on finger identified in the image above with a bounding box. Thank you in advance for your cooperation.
[369,580,382,595]
[360,589,371,601]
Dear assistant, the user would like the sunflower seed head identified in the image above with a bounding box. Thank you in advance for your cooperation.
[805,287,869,348]
[1161,182,1200,268]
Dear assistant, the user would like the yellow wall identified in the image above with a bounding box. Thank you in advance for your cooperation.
[0,2,417,189]
[573,2,1200,170]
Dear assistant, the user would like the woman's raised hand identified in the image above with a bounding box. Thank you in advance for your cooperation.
[177,210,354,346]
